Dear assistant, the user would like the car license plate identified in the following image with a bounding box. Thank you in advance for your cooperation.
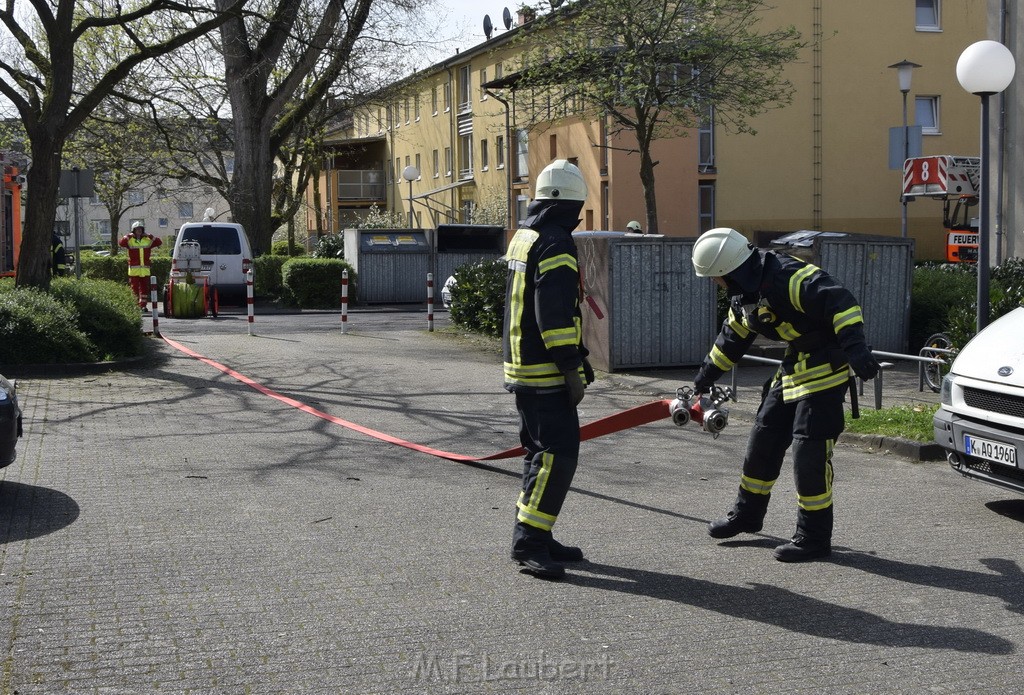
[964,434,1017,466]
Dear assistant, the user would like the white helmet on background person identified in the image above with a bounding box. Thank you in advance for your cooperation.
[534,159,587,202]
[626,220,642,233]
[692,227,754,277]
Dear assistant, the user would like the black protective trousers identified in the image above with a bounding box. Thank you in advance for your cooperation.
[731,377,848,542]
[511,390,580,553]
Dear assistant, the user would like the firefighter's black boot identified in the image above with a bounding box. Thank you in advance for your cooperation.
[774,506,833,562]
[548,538,584,562]
[708,490,769,539]
[511,523,565,579]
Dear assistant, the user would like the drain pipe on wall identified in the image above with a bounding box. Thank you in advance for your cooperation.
[486,87,513,231]
[995,0,1008,263]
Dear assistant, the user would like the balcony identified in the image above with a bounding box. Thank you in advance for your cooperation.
[337,170,385,201]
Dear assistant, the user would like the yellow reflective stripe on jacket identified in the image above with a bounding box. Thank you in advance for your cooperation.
[740,474,777,496]
[709,345,735,371]
[503,361,564,388]
[727,308,750,339]
[783,359,835,387]
[775,321,800,341]
[538,253,577,274]
[833,305,864,332]
[788,264,819,312]
[782,370,849,401]
[504,229,538,372]
[541,320,580,349]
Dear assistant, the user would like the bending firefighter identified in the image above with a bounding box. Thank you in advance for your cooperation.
[690,228,880,562]
[503,159,594,579]
[119,222,162,308]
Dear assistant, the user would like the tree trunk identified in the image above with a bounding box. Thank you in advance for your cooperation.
[17,137,66,290]
[638,142,659,235]
[228,113,276,256]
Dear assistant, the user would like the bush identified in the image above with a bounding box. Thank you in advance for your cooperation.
[281,257,357,309]
[909,263,977,350]
[79,251,170,291]
[449,258,506,336]
[312,234,345,259]
[49,278,142,360]
[271,239,305,256]
[0,282,99,365]
[253,255,288,299]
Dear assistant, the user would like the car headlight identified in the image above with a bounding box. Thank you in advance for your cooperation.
[940,375,953,405]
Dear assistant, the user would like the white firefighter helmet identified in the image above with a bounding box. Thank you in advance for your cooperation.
[535,159,587,201]
[692,227,753,277]
[626,220,642,233]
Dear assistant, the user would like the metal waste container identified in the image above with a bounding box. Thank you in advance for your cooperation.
[769,230,914,353]
[0,375,23,468]
[434,224,505,286]
[344,229,430,303]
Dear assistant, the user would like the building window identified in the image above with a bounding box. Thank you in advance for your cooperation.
[915,96,940,134]
[916,0,940,31]
[699,183,715,233]
[404,97,410,124]
[459,134,473,179]
[458,65,471,112]
[481,139,489,171]
[516,129,529,181]
[479,68,488,100]
[127,189,144,205]
[496,135,505,169]
[495,61,503,80]
[699,104,715,171]
[444,146,452,177]
[549,134,557,160]
[159,218,169,228]
[433,149,439,178]
[415,153,421,179]
[431,87,438,115]
[178,202,193,219]
[443,81,451,112]
[516,194,529,225]
[415,95,421,121]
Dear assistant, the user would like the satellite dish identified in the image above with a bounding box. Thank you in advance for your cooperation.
[550,0,565,8]
[483,14,493,39]
[502,7,513,30]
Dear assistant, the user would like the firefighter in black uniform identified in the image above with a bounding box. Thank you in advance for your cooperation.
[51,233,68,276]
[690,228,880,562]
[504,159,594,579]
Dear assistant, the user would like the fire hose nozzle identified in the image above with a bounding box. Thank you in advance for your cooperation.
[669,398,691,426]
[702,408,728,436]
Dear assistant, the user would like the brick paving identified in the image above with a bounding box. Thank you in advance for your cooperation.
[1,311,1020,693]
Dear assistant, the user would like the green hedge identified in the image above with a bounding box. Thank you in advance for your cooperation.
[281,257,358,309]
[79,252,171,291]
[0,278,144,365]
[253,255,288,299]
[449,258,506,336]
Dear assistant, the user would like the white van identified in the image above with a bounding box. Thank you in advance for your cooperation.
[172,222,253,305]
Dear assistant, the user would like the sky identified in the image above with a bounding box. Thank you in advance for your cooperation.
[428,0,528,60]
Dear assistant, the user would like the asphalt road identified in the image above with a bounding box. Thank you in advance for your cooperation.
[1,309,1021,693]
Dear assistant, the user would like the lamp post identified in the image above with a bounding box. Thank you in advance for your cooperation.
[956,40,1016,333]
[888,60,920,238]
[401,165,419,229]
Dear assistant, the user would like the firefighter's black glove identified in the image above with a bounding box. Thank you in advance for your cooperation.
[582,357,595,385]
[563,368,585,406]
[848,344,881,381]
[694,367,715,395]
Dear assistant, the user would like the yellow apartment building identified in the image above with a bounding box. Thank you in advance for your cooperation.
[311,1,989,260]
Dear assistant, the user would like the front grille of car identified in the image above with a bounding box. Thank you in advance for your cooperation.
[962,386,1024,419]
[963,457,1024,486]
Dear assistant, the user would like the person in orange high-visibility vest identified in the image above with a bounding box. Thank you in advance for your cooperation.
[119,223,162,308]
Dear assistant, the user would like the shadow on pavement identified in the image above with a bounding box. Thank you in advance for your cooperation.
[0,481,80,543]
[568,561,1014,654]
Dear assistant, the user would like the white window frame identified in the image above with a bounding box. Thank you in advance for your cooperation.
[915,0,941,31]
[915,95,941,135]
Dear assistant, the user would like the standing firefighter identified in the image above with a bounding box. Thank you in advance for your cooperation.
[504,159,594,579]
[690,228,879,562]
[51,233,68,276]
[119,222,162,308]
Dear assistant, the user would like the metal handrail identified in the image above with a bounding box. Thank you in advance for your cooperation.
[725,348,947,410]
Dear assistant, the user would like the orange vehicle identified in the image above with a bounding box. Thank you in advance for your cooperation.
[902,155,979,263]
[1,156,24,277]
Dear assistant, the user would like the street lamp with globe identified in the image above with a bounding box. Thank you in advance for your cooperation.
[401,165,420,229]
[956,40,1016,333]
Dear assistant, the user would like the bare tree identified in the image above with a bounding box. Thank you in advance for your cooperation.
[505,0,802,234]
[0,0,247,289]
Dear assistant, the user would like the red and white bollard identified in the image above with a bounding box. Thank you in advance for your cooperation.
[149,275,160,337]
[246,269,254,335]
[427,272,434,332]
[341,270,349,334]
